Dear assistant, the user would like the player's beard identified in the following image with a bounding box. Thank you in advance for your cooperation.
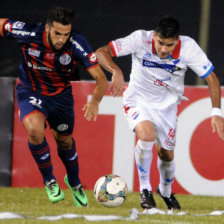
[48,33,66,52]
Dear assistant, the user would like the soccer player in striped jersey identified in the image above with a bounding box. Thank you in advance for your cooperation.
[96,17,224,210]
[0,7,107,207]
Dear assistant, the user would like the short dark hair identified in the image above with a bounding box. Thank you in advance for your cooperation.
[46,7,75,26]
[155,17,180,39]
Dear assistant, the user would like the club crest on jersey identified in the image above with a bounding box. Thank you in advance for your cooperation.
[59,54,71,65]
[143,52,152,60]
[132,111,140,120]
[88,52,97,64]
[57,124,69,131]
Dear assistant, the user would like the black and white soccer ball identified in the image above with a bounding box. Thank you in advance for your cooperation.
[94,174,128,207]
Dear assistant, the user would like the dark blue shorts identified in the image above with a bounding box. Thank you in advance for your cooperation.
[16,84,75,135]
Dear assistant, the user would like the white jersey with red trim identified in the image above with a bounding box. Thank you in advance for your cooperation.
[109,30,214,109]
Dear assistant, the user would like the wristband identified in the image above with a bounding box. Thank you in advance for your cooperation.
[211,108,222,117]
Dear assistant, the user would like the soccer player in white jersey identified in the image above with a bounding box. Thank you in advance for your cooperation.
[96,17,224,210]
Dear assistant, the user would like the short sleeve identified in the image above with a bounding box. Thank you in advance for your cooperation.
[70,33,98,70]
[2,19,37,43]
[184,38,214,79]
[109,30,142,57]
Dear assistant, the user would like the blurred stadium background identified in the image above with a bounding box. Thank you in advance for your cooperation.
[0,0,223,84]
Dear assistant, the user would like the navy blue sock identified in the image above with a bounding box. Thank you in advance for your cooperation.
[57,139,80,187]
[28,138,55,184]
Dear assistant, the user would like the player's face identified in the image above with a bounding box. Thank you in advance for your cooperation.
[153,32,178,59]
[46,22,71,50]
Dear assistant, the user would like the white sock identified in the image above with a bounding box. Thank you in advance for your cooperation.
[134,141,154,192]
[157,158,175,198]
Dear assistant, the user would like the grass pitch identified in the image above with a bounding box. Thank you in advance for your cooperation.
[0,187,223,224]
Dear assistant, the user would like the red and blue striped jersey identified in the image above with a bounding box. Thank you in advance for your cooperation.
[2,19,99,96]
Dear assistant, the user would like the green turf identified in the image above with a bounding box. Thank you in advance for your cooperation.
[0,187,223,224]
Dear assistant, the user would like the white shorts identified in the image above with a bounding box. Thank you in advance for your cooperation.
[123,102,178,150]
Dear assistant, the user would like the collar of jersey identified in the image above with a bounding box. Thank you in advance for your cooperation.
[152,37,181,59]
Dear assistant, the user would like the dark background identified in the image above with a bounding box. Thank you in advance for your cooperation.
[0,0,223,85]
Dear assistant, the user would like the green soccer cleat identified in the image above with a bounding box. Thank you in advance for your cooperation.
[45,179,64,203]
[64,175,88,207]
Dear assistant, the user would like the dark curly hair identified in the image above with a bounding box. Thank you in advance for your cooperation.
[46,7,75,26]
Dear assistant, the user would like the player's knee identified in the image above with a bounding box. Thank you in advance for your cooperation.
[56,136,73,150]
[158,149,174,162]
[137,131,155,142]
[28,131,45,145]
[135,121,156,141]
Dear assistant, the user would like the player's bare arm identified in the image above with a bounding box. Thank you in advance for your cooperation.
[82,65,107,121]
[96,45,124,96]
[205,72,224,140]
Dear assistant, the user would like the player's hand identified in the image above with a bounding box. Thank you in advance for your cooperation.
[211,116,224,140]
[82,101,99,121]
[109,69,124,97]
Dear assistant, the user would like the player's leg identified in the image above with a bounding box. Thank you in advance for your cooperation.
[24,112,54,182]
[49,88,88,207]
[154,106,180,210]
[156,145,175,198]
[155,145,180,210]
[124,105,156,209]
[53,131,88,207]
[16,84,64,203]
[134,120,156,209]
[24,113,64,203]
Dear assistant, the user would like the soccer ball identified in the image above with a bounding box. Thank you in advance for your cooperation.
[94,174,128,207]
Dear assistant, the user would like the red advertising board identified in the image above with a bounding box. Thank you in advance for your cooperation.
[11,81,224,196]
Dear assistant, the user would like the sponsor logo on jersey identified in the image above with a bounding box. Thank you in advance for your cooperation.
[153,75,171,87]
[28,48,40,57]
[88,52,97,64]
[4,23,12,32]
[70,37,88,57]
[142,60,181,73]
[12,21,25,29]
[154,80,168,87]
[57,124,69,131]
[27,61,53,71]
[12,30,35,36]
[59,54,71,65]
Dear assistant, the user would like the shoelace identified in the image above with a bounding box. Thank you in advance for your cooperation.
[47,181,57,193]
